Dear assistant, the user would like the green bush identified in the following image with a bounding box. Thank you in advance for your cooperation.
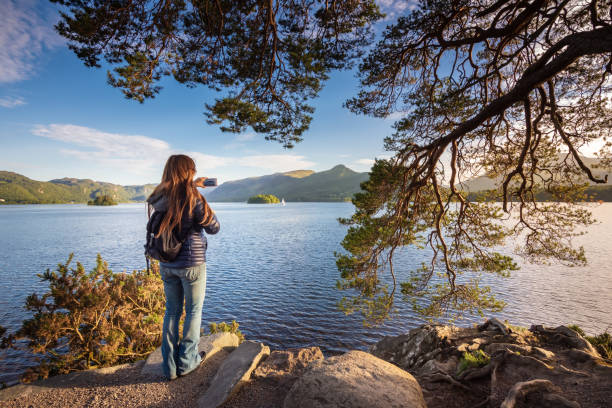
[586,332,612,359]
[247,194,280,204]
[209,320,245,343]
[457,349,490,375]
[6,255,164,382]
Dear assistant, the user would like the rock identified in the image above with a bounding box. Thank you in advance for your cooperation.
[531,325,599,356]
[478,317,509,335]
[197,340,270,408]
[141,332,240,379]
[283,350,426,408]
[370,324,463,370]
[252,347,324,384]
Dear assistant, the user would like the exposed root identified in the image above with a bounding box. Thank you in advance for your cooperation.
[500,379,559,408]
[420,372,471,392]
[458,363,493,381]
[557,364,590,377]
[542,393,581,408]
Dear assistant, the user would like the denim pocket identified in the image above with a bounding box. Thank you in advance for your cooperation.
[184,266,202,282]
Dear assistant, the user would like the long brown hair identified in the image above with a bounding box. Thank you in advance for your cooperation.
[149,154,214,236]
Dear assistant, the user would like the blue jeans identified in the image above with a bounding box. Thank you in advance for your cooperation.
[160,263,207,380]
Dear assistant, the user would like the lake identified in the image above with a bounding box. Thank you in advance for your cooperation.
[0,202,610,384]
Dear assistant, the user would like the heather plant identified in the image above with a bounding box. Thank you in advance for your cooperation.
[457,350,491,376]
[7,254,165,382]
[209,320,245,343]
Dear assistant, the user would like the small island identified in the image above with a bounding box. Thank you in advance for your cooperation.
[247,194,280,204]
[87,195,117,206]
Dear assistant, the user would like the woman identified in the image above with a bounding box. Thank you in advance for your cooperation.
[147,154,220,380]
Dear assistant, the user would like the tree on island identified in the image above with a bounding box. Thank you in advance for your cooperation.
[54,1,612,323]
[87,195,117,206]
[247,194,280,204]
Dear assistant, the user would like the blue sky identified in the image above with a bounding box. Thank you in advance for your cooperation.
[0,0,411,185]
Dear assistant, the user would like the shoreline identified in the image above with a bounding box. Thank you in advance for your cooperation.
[1,319,610,408]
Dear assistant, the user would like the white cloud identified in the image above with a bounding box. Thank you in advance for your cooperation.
[384,111,406,121]
[31,123,316,182]
[235,132,256,142]
[0,96,26,108]
[237,155,315,171]
[0,0,64,83]
[378,0,418,19]
[352,155,394,171]
[33,124,172,177]
[224,132,258,150]
[354,158,375,166]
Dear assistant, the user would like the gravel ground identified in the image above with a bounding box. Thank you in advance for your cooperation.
[2,351,252,408]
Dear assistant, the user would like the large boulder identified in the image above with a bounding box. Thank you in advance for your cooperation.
[253,347,324,384]
[283,350,427,408]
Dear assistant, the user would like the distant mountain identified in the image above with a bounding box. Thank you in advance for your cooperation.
[462,154,611,192]
[205,165,369,202]
[0,165,368,204]
[460,154,612,201]
[0,171,156,204]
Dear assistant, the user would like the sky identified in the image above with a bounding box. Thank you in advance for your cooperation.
[0,0,413,185]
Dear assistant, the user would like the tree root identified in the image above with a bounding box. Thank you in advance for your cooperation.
[458,363,493,381]
[420,371,471,391]
[500,379,559,408]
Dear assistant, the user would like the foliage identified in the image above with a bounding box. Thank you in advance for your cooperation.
[209,165,368,202]
[337,1,612,323]
[208,320,245,343]
[568,325,612,359]
[0,171,155,204]
[51,0,382,147]
[87,195,118,206]
[247,194,281,204]
[586,332,612,360]
[6,255,165,382]
[457,349,490,375]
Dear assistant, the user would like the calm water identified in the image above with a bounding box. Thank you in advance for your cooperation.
[0,202,610,384]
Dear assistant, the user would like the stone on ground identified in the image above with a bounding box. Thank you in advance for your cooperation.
[283,350,427,408]
[141,332,240,379]
[252,347,324,384]
[198,340,270,408]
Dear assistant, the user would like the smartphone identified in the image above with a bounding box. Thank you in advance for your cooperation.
[203,178,218,187]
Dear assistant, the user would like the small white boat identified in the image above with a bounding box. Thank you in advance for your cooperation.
[281,198,286,206]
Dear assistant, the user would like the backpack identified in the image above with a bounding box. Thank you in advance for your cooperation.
[144,208,184,265]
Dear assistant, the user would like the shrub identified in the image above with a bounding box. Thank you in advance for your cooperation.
[11,254,164,381]
[457,349,490,375]
[585,332,612,359]
[209,320,245,343]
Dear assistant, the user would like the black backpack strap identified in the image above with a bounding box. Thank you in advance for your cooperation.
[145,203,152,273]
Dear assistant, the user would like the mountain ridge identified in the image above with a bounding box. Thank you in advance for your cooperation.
[205,164,369,202]
[0,165,369,204]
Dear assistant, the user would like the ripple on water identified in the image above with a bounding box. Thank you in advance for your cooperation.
[0,202,611,384]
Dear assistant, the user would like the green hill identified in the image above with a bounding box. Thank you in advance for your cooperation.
[205,165,369,202]
[0,171,156,204]
[460,154,612,201]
